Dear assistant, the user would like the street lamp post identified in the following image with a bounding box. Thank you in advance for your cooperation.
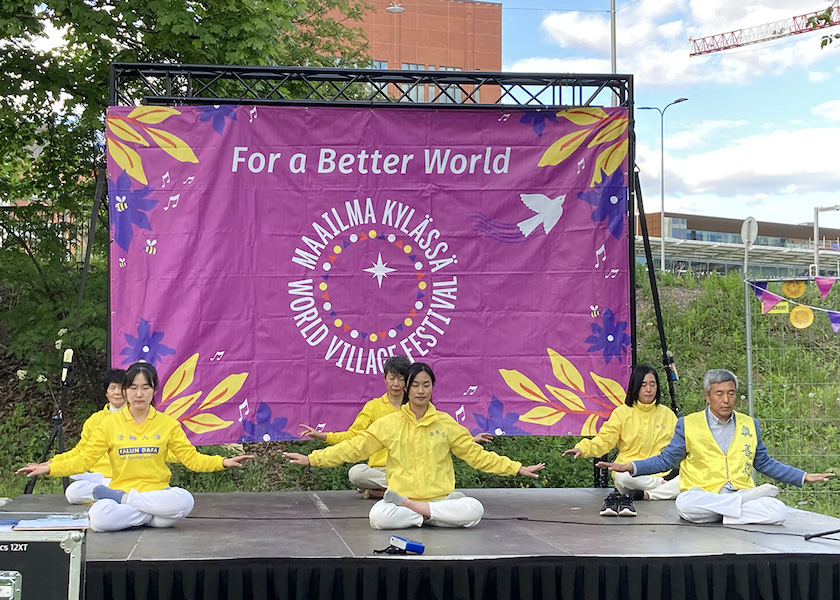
[813,204,840,276]
[639,98,688,272]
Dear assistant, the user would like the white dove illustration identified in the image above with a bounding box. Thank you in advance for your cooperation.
[517,193,566,237]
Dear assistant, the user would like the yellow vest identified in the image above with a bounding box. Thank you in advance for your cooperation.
[680,410,756,492]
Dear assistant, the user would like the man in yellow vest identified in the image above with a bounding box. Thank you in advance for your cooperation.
[598,369,834,525]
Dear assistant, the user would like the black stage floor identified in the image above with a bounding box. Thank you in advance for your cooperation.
[5,488,840,600]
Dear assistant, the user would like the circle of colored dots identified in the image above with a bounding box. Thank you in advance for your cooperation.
[418,282,427,290]
[334,318,342,327]
[403,245,412,253]
[369,334,378,342]
[350,330,359,339]
[350,234,358,243]
[388,329,397,338]
[368,229,377,238]
[323,263,331,271]
[404,318,413,326]
[333,245,342,254]
[324,302,332,311]
[319,282,328,291]
[388,234,396,242]
[414,301,423,310]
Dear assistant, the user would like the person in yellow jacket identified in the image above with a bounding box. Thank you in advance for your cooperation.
[283,362,545,529]
[598,369,834,525]
[17,361,253,532]
[563,365,678,515]
[298,355,493,499]
[53,368,126,504]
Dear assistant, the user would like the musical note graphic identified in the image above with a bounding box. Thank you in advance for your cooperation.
[316,422,326,432]
[577,157,585,173]
[209,350,225,361]
[455,405,467,421]
[164,194,180,211]
[595,244,606,268]
[462,385,478,396]
[237,399,250,422]
[605,268,620,279]
[161,171,170,187]
[183,176,195,185]
[249,106,258,123]
[498,114,510,122]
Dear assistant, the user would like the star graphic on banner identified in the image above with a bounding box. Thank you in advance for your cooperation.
[364,252,397,288]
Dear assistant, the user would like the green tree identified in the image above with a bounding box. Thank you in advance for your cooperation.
[0,0,371,396]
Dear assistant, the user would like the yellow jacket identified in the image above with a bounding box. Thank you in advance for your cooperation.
[310,402,522,501]
[53,404,114,477]
[680,410,756,492]
[49,406,224,492]
[575,402,676,476]
[324,393,399,468]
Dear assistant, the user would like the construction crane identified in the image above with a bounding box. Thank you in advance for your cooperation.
[690,1,840,56]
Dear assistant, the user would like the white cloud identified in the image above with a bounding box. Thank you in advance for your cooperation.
[808,71,830,82]
[812,100,840,121]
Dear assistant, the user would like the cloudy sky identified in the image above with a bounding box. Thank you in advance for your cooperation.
[501,0,840,228]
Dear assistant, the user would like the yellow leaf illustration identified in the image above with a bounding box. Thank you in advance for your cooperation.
[183,412,234,435]
[128,106,181,124]
[163,392,201,420]
[538,128,592,167]
[587,116,628,147]
[519,405,565,426]
[591,373,625,407]
[581,414,600,436]
[106,117,149,146]
[198,372,249,411]
[546,385,586,411]
[590,138,628,186]
[557,107,609,126]
[547,349,585,392]
[499,369,550,403]
[146,127,199,163]
[162,353,199,403]
[108,137,147,185]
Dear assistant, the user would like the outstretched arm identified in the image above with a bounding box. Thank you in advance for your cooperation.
[563,448,582,459]
[518,463,545,478]
[282,452,310,466]
[16,462,51,477]
[595,461,634,473]
[298,424,327,441]
[222,455,255,468]
[804,472,835,483]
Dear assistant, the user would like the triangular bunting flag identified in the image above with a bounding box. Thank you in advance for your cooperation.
[330,311,336,317]
[761,291,783,314]
[409,255,417,261]
[416,291,424,299]
[395,240,403,248]
[343,241,350,248]
[321,292,330,300]
[829,311,840,334]
[816,276,836,299]
[397,324,404,331]
[343,324,350,332]
[753,280,768,301]
[322,274,329,281]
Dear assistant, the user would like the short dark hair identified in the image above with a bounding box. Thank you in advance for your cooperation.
[625,365,661,407]
[402,362,436,404]
[122,362,160,401]
[103,368,126,392]
[383,355,411,378]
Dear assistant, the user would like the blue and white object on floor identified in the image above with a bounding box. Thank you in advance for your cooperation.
[390,536,425,555]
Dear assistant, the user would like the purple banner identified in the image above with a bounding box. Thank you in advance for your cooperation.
[106,105,631,444]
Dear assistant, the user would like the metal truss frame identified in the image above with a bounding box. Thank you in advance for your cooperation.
[109,63,632,110]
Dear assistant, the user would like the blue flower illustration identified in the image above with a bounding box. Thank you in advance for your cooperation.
[109,170,157,252]
[520,111,558,137]
[577,169,627,239]
[238,402,294,442]
[198,105,237,135]
[120,318,176,366]
[585,308,630,364]
[472,397,527,436]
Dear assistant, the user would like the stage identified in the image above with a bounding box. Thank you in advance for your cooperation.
[5,488,840,600]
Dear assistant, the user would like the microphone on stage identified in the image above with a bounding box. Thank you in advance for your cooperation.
[61,348,74,384]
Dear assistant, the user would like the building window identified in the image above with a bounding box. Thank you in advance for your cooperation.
[372,60,388,70]
[437,66,462,103]
[400,63,425,102]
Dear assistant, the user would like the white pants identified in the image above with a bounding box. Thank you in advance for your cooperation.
[614,471,680,500]
[87,487,195,532]
[65,472,110,505]
[369,493,484,529]
[675,487,788,525]
[348,464,387,490]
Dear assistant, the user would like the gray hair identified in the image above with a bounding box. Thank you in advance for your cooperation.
[383,355,411,377]
[703,369,738,393]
